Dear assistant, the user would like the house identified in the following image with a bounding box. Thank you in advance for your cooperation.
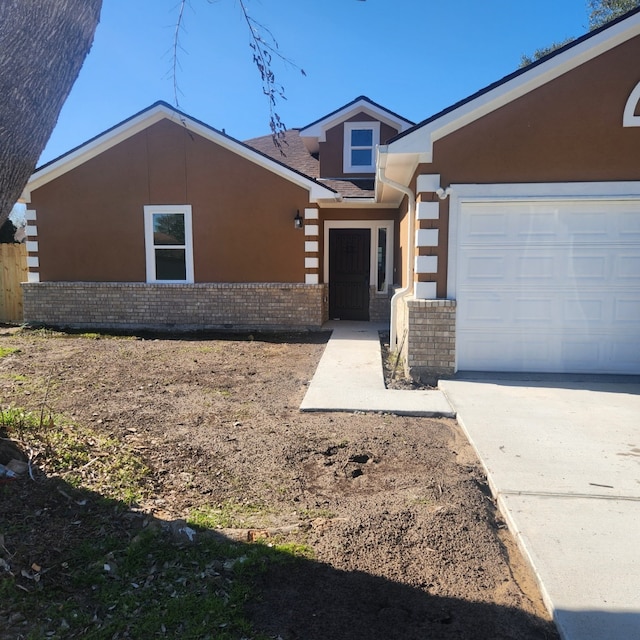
[22,8,640,378]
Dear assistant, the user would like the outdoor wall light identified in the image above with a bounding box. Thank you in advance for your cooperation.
[294,210,303,229]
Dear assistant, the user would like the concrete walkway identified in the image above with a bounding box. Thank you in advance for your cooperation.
[300,321,455,417]
[301,323,640,640]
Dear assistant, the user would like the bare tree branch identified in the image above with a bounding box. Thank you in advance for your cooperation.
[173,0,188,107]
[236,0,302,153]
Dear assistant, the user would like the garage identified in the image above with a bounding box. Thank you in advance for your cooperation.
[454,196,640,374]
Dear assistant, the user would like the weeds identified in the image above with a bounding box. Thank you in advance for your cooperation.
[187,500,273,529]
[0,405,311,639]
[0,406,151,505]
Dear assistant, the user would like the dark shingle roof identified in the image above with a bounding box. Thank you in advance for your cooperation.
[245,130,375,199]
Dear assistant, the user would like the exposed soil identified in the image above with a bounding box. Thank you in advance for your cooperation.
[0,327,558,639]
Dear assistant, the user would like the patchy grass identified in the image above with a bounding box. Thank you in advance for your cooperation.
[187,501,273,530]
[2,518,306,639]
[0,406,313,640]
[0,407,151,505]
[298,507,336,520]
[0,346,19,358]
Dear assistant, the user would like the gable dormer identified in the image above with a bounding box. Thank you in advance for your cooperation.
[299,96,413,180]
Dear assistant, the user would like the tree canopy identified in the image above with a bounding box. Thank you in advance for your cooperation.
[589,0,640,29]
[520,0,639,67]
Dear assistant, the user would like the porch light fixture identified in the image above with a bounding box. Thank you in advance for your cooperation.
[294,210,303,229]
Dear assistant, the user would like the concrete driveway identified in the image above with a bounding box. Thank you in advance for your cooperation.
[439,375,640,640]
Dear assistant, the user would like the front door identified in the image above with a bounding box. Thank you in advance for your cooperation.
[329,228,370,320]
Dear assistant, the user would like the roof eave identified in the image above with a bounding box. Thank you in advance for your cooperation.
[24,102,337,203]
[299,97,414,143]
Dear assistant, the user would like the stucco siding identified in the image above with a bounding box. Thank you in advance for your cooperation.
[30,119,312,284]
[427,36,640,186]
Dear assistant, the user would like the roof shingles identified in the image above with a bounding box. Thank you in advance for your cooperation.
[245,130,375,199]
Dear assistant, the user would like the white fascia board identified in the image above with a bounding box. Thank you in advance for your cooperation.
[24,104,336,204]
[301,100,413,142]
[317,199,395,209]
[389,13,640,157]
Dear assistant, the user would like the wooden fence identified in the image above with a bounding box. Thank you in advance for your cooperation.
[0,243,28,323]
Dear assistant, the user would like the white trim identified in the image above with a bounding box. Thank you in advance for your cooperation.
[417,202,440,220]
[343,121,380,174]
[25,225,37,237]
[323,220,394,294]
[144,204,194,284]
[305,273,319,285]
[415,255,438,274]
[25,209,37,221]
[416,229,439,247]
[416,174,441,193]
[305,257,319,269]
[300,98,413,143]
[305,224,319,237]
[623,80,640,126]
[24,103,337,203]
[318,200,395,209]
[304,207,319,220]
[389,12,640,160]
[415,281,437,299]
[447,181,640,299]
[27,272,40,283]
[27,256,39,268]
[305,241,319,253]
[26,241,38,253]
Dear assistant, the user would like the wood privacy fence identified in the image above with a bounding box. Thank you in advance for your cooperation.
[0,243,28,323]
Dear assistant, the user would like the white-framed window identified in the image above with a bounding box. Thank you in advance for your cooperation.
[144,205,194,283]
[343,121,380,173]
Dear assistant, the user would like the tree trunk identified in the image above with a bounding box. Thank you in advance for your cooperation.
[0,0,102,225]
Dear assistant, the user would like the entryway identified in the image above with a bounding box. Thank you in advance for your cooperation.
[328,228,370,320]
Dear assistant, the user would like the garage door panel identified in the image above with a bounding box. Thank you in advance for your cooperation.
[458,330,635,374]
[467,212,509,239]
[615,298,640,323]
[461,202,640,245]
[457,332,553,371]
[517,256,555,279]
[617,254,640,278]
[457,199,640,374]
[461,247,626,285]
[620,211,640,237]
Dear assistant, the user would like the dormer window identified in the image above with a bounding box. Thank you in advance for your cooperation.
[344,121,380,173]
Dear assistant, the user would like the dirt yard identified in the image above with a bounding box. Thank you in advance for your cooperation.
[0,328,558,639]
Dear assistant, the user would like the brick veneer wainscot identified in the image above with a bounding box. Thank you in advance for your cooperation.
[22,282,329,332]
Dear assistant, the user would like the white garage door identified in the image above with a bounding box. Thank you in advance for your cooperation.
[456,199,640,374]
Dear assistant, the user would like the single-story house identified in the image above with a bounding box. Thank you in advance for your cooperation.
[22,8,640,378]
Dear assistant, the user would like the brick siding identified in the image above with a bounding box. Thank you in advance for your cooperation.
[369,287,392,323]
[22,283,329,332]
[403,299,456,384]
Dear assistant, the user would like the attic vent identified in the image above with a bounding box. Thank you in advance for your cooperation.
[623,80,640,127]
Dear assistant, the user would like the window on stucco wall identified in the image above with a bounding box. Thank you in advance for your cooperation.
[144,205,194,283]
[343,121,380,173]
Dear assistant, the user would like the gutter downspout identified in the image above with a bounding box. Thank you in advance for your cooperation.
[376,145,415,350]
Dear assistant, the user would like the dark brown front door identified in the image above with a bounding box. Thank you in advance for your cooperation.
[329,228,370,320]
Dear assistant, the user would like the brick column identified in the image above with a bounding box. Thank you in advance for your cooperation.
[405,299,456,384]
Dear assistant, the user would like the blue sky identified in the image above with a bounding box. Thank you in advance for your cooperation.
[39,0,592,165]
